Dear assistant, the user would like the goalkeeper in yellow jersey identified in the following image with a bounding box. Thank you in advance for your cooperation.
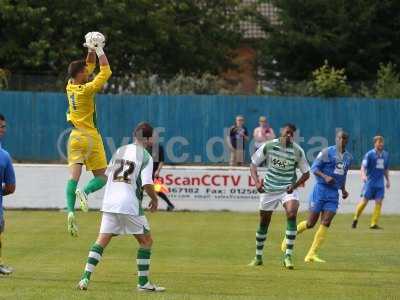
[65,32,112,236]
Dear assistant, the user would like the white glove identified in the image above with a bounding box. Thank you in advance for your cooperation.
[83,32,106,56]
[83,32,96,51]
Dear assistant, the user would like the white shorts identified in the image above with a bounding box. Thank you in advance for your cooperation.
[259,190,299,211]
[99,212,150,235]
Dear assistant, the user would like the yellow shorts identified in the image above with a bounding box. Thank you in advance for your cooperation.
[67,129,107,171]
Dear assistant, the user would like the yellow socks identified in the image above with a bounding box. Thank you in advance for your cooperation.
[306,224,328,257]
[371,203,382,227]
[297,220,308,234]
[354,201,367,220]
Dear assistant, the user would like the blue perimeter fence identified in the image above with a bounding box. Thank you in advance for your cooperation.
[0,91,399,167]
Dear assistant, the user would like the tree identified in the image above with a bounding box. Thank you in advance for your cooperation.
[0,0,248,78]
[309,60,350,97]
[256,0,400,82]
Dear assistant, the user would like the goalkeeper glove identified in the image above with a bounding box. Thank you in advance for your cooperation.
[83,32,106,56]
[83,32,96,52]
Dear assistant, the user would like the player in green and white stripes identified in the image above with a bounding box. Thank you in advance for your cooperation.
[77,122,165,292]
[248,123,310,269]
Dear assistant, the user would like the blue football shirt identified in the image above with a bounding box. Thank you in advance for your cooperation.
[312,146,353,191]
[0,148,16,219]
[362,149,389,188]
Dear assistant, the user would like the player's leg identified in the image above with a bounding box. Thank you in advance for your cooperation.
[66,163,83,236]
[370,198,383,229]
[134,233,165,292]
[66,129,87,233]
[352,184,371,228]
[282,197,299,269]
[76,168,107,213]
[369,186,384,229]
[281,211,319,252]
[249,208,273,266]
[78,212,119,290]
[76,133,108,212]
[157,191,175,211]
[0,217,12,275]
[305,209,336,263]
[87,168,107,194]
[67,163,82,213]
[352,198,368,228]
[77,233,113,290]
[281,197,320,252]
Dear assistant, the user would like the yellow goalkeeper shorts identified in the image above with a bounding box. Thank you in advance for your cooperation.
[67,128,107,171]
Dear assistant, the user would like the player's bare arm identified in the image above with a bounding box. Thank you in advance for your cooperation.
[250,163,263,192]
[384,169,390,189]
[341,179,349,199]
[314,170,334,184]
[154,162,164,178]
[287,171,310,193]
[2,183,15,196]
[98,51,109,66]
[360,165,368,182]
[144,184,158,212]
[86,49,96,65]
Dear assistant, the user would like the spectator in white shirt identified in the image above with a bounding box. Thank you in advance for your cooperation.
[253,116,275,153]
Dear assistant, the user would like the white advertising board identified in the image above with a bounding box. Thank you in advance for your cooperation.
[3,165,400,214]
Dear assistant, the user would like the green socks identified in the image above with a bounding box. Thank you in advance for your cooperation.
[67,177,105,213]
[285,218,297,256]
[256,224,268,260]
[66,179,78,213]
[84,176,106,195]
[82,243,104,280]
[137,248,151,286]
[81,245,152,285]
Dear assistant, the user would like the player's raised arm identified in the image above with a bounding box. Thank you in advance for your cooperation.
[84,32,112,94]
[86,50,96,75]
[83,32,97,75]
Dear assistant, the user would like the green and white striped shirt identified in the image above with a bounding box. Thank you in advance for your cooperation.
[251,139,310,193]
[102,143,153,216]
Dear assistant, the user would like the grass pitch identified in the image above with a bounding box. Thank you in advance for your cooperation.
[0,211,399,300]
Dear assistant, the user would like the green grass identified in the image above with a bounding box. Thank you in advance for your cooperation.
[0,211,399,300]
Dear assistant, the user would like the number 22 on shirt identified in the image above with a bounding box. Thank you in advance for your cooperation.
[113,159,136,184]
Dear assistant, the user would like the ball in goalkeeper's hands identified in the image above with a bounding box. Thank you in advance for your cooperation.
[83,32,105,49]
[83,32,95,49]
[90,32,105,48]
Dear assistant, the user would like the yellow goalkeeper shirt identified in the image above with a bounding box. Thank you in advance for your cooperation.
[66,63,112,130]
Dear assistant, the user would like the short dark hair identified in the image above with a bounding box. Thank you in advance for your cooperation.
[0,114,5,121]
[134,122,153,140]
[68,60,86,78]
[283,123,297,132]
